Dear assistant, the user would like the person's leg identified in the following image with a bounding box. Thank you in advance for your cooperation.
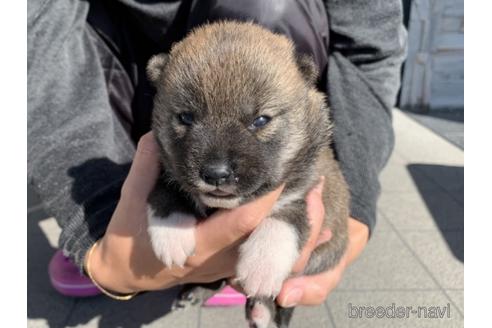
[29,1,142,297]
[86,0,157,142]
[41,0,184,298]
[187,0,330,84]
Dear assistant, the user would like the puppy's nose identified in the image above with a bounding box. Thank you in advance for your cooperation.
[200,163,233,186]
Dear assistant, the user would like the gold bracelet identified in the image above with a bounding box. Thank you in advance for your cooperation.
[85,240,139,301]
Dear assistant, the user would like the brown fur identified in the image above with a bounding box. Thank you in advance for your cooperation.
[147,21,349,328]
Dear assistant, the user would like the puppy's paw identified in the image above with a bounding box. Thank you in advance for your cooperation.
[147,208,196,267]
[246,297,274,328]
[236,219,299,298]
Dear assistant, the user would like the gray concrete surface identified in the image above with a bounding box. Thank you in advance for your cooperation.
[404,110,464,149]
[27,109,464,327]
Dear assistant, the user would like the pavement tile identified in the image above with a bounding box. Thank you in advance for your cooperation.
[393,141,463,167]
[378,191,463,231]
[406,164,463,195]
[29,208,61,250]
[27,292,75,328]
[392,110,464,166]
[27,319,52,328]
[379,158,463,195]
[326,290,463,328]
[445,290,463,315]
[399,230,464,289]
[404,111,464,149]
[373,210,392,231]
[289,305,333,328]
[201,304,332,328]
[64,288,196,328]
[200,306,247,328]
[38,216,61,248]
[336,224,438,291]
[379,153,441,193]
[28,208,74,328]
[28,209,58,293]
[66,317,100,328]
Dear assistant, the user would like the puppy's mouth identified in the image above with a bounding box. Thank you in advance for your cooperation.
[195,181,237,199]
[198,189,242,209]
[205,189,236,198]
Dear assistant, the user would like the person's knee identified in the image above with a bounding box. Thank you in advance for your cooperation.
[194,0,290,30]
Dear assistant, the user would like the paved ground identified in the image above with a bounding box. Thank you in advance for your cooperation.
[27,109,464,327]
[403,110,464,149]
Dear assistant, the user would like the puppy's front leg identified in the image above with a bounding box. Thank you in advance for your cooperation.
[236,217,300,298]
[147,208,196,268]
[146,178,197,268]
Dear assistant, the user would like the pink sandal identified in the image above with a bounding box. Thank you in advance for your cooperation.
[49,249,246,304]
[204,286,246,307]
[48,250,101,297]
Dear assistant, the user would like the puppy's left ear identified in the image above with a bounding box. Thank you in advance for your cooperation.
[296,54,318,86]
[147,54,169,85]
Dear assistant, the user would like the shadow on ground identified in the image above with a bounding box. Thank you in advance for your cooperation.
[407,164,464,262]
[27,207,179,328]
[411,111,463,123]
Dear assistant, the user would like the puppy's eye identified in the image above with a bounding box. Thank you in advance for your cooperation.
[178,112,194,126]
[249,115,271,130]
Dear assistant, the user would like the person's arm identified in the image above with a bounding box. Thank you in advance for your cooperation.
[27,0,328,292]
[277,0,407,306]
[325,0,407,235]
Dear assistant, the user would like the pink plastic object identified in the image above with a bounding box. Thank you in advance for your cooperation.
[48,250,101,297]
[204,285,247,307]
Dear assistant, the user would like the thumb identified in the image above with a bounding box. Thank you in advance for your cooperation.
[195,184,284,254]
[277,256,347,307]
[121,132,161,201]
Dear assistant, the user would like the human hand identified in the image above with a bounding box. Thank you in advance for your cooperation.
[276,216,369,307]
[85,132,284,294]
[228,177,331,293]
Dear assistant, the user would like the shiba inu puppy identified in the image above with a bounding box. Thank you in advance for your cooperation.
[146,21,349,328]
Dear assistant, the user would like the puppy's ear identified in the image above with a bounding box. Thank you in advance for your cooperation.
[147,54,169,85]
[296,54,318,86]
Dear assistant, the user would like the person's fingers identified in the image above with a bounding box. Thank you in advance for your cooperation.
[316,228,333,246]
[194,184,285,256]
[291,177,327,274]
[277,256,347,307]
[121,132,160,201]
[306,177,325,226]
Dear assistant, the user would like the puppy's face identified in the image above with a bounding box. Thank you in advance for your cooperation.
[148,22,319,208]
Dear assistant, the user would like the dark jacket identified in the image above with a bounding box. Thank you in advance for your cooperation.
[27,0,407,270]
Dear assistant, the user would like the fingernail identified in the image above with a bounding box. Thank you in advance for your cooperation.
[282,288,303,307]
[138,132,159,154]
[308,177,325,226]
[316,228,333,246]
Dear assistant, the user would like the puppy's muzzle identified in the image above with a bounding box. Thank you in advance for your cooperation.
[200,161,235,187]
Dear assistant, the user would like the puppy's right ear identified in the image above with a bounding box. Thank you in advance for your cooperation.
[296,54,318,86]
[147,54,169,85]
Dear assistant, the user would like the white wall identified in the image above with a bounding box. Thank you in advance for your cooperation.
[400,0,464,112]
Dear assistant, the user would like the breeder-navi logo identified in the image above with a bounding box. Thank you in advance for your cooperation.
[348,303,451,319]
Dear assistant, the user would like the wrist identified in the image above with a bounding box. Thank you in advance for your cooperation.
[84,238,139,296]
